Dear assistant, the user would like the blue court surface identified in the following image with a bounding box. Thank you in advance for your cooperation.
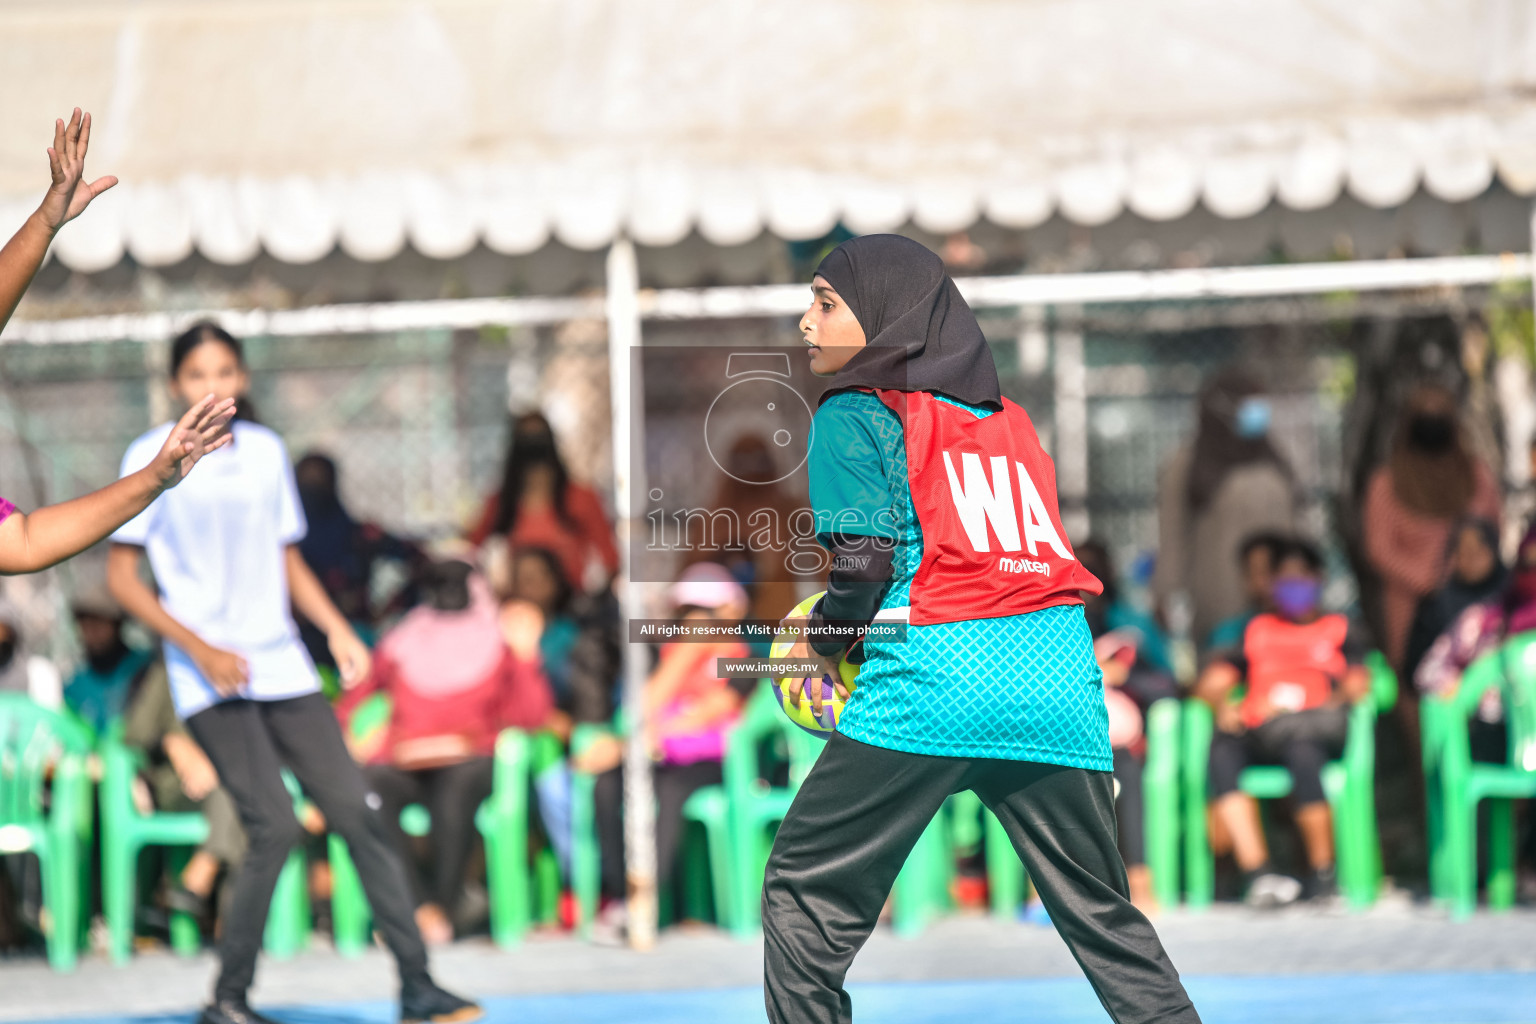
[14,972,1536,1024]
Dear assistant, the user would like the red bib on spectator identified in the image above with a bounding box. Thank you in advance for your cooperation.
[1241,612,1349,728]
[872,389,1101,626]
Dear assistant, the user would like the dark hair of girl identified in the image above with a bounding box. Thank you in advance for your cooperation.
[492,412,572,534]
[168,321,260,422]
[514,546,574,616]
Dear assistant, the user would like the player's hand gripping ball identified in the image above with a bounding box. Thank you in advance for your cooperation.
[771,592,860,735]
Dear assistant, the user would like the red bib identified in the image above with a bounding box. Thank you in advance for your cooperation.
[874,389,1101,626]
[1240,612,1348,728]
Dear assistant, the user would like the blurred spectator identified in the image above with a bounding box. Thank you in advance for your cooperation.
[582,563,751,942]
[294,452,423,670]
[1154,368,1298,651]
[0,598,61,709]
[1403,518,1505,688]
[692,434,805,636]
[338,555,552,945]
[469,412,619,594]
[1361,384,1500,674]
[1206,533,1289,652]
[509,547,620,737]
[1415,523,1536,743]
[1195,538,1372,907]
[1078,541,1174,677]
[122,662,246,921]
[63,587,152,738]
[1078,542,1178,912]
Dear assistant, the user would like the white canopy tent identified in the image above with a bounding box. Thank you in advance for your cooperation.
[1,0,1534,273]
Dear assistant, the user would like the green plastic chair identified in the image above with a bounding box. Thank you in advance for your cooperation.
[1142,697,1183,907]
[1182,652,1396,910]
[100,738,209,962]
[1433,632,1536,918]
[329,727,538,953]
[569,684,819,938]
[0,693,94,971]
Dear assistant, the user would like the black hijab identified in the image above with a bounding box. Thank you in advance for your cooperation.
[815,234,1001,410]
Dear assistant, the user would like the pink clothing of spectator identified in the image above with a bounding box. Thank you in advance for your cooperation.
[1415,525,1536,724]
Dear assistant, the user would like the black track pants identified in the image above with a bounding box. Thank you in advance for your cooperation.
[762,732,1200,1024]
[188,694,430,1002]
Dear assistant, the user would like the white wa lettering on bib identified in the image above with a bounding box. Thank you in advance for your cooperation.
[940,451,1074,560]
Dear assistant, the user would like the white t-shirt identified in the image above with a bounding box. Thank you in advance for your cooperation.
[112,420,319,718]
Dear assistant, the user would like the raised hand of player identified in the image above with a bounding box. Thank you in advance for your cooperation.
[149,395,237,493]
[37,109,118,232]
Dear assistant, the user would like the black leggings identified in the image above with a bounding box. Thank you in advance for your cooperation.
[594,760,723,907]
[187,694,429,1002]
[763,733,1198,1024]
[364,759,495,913]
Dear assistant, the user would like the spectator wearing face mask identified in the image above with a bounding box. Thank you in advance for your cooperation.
[1195,538,1373,908]
[1363,385,1501,676]
[1154,368,1299,653]
[1206,532,1290,652]
[469,413,619,595]
[293,452,423,675]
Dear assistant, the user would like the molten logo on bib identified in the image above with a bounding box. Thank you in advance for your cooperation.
[870,389,1103,626]
[998,555,1051,576]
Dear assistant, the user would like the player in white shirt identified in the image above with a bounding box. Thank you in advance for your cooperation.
[108,324,481,1024]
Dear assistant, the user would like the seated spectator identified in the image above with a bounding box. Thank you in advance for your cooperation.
[582,562,751,943]
[1206,532,1289,652]
[0,597,62,709]
[1416,523,1536,756]
[469,412,619,595]
[294,451,424,675]
[1195,538,1372,907]
[508,546,621,737]
[1403,518,1505,689]
[1078,542,1178,912]
[63,587,153,738]
[122,661,246,921]
[338,553,552,945]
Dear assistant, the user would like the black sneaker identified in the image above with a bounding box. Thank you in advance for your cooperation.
[198,998,285,1024]
[166,884,210,918]
[400,980,484,1024]
[1303,866,1340,903]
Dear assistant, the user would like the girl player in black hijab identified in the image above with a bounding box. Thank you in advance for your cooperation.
[769,235,1201,1024]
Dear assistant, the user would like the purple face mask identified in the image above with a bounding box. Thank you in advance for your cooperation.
[1272,577,1322,619]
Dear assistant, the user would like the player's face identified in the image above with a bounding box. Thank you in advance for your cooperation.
[800,275,866,375]
[171,341,248,410]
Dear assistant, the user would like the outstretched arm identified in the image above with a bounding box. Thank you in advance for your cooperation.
[0,109,118,334]
[0,396,234,575]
